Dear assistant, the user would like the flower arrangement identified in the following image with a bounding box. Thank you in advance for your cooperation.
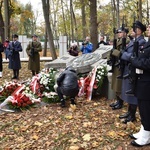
[39,68,57,92]
[95,65,108,90]
[0,84,41,110]
[0,81,21,98]
[78,65,107,100]
[0,68,59,110]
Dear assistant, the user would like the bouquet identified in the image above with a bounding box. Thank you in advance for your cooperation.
[78,65,107,100]
[0,81,21,98]
[0,84,41,110]
[95,65,107,90]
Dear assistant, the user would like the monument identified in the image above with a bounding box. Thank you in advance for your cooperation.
[45,45,113,74]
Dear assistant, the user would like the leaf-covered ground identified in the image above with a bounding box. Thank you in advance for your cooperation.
[0,62,149,150]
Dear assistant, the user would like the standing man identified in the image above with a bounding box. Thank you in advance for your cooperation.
[26,34,42,76]
[80,36,93,54]
[119,21,146,124]
[109,27,129,110]
[5,34,22,80]
[129,24,150,147]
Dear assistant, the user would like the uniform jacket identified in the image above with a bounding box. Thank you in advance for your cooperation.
[5,41,22,70]
[121,35,146,104]
[111,38,123,93]
[57,67,79,97]
[131,40,150,100]
[26,41,42,71]
[81,42,93,54]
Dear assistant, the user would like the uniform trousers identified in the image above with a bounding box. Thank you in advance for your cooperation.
[138,99,150,131]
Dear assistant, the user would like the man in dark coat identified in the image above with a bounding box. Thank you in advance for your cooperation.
[26,34,42,76]
[56,66,79,107]
[5,34,22,79]
[119,21,146,124]
[129,24,150,147]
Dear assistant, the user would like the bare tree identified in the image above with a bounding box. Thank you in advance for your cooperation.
[42,0,57,60]
[89,0,97,51]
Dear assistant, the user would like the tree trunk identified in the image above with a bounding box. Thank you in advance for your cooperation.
[0,1,5,42]
[146,0,149,24]
[89,0,97,51]
[4,0,9,40]
[43,27,47,56]
[72,6,79,46]
[61,0,67,36]
[116,0,120,28]
[42,0,57,60]
[81,0,86,39]
[111,0,116,28]
[70,0,74,43]
[138,0,142,22]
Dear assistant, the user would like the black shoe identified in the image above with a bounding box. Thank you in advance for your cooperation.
[60,99,66,108]
[123,74,130,79]
[71,98,76,105]
[131,141,142,147]
[129,134,137,140]
[109,101,119,107]
[122,115,136,124]
[119,112,130,119]
[112,103,123,110]
[125,89,134,96]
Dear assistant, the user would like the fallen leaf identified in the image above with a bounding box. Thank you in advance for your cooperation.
[83,133,91,141]
[34,121,43,126]
[69,145,80,150]
[65,115,73,119]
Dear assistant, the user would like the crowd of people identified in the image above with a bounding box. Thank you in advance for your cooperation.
[107,20,150,147]
[0,34,42,79]
[66,20,150,147]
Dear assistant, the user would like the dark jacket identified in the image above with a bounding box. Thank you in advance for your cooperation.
[68,46,79,56]
[121,35,146,104]
[131,40,150,100]
[5,41,22,70]
[96,41,108,49]
[57,67,79,97]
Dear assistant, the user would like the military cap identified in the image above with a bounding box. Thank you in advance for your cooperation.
[12,34,18,38]
[117,27,129,34]
[134,21,146,32]
[32,34,38,38]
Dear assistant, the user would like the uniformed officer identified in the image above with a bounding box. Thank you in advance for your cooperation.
[26,34,42,76]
